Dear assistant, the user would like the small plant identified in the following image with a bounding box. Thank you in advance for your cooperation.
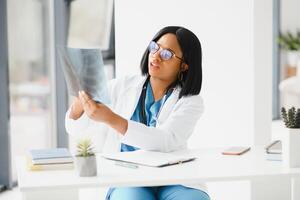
[281,107,300,128]
[76,139,95,157]
[278,31,300,51]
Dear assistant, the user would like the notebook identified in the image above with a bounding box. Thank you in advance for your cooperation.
[26,157,74,171]
[102,150,196,167]
[265,140,282,161]
[29,148,73,165]
[265,140,281,154]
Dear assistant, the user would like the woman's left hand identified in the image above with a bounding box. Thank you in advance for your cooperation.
[78,91,113,123]
[78,90,128,135]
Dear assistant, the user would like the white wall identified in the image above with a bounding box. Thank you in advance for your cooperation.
[253,0,273,146]
[115,0,272,148]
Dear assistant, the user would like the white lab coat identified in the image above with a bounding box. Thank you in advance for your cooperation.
[65,75,207,195]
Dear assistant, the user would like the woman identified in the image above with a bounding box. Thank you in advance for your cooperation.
[66,26,210,200]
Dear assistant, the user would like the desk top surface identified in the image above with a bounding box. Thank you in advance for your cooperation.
[16,147,300,191]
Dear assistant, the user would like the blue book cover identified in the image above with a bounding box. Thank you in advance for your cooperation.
[29,148,72,161]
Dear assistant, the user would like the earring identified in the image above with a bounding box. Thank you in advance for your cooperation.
[178,71,183,82]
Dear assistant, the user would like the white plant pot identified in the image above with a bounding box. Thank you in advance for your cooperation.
[282,128,300,168]
[75,155,97,177]
[286,51,300,67]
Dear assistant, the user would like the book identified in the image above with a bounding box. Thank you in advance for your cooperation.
[265,153,282,161]
[57,46,110,104]
[265,140,282,161]
[102,150,196,167]
[265,140,281,154]
[29,148,73,165]
[26,157,74,171]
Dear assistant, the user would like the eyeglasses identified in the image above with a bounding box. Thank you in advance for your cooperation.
[148,41,183,61]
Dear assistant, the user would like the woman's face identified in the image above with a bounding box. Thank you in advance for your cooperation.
[148,33,185,83]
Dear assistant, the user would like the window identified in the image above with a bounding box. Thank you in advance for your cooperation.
[7,0,53,182]
[68,0,113,49]
[66,0,115,152]
[1,0,115,189]
[68,0,115,80]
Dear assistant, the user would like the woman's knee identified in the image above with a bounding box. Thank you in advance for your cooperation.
[159,185,210,200]
[109,187,156,200]
[183,189,210,200]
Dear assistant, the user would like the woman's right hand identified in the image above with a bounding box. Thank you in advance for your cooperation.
[69,97,84,120]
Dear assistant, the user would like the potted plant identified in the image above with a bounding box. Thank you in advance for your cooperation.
[278,31,300,68]
[281,107,300,168]
[75,138,97,176]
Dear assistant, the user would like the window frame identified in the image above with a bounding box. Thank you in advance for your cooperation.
[272,0,280,120]
[0,0,12,190]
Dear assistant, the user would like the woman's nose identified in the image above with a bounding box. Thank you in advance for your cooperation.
[151,50,162,61]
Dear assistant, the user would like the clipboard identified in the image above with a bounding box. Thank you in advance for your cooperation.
[102,150,196,167]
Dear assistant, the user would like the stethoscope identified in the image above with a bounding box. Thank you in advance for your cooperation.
[139,76,175,125]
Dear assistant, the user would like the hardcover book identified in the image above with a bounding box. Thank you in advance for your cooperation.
[265,140,282,161]
[29,148,73,165]
[26,157,74,171]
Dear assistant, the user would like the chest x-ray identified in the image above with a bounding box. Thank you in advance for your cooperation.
[57,46,110,104]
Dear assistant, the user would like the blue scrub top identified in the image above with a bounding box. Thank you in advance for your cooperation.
[121,81,172,152]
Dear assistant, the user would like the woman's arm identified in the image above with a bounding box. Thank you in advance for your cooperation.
[78,91,128,134]
[65,78,118,136]
[78,90,203,152]
[69,97,84,120]
[121,95,204,152]
[65,107,91,135]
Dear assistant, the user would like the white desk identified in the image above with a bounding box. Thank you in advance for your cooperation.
[16,147,300,200]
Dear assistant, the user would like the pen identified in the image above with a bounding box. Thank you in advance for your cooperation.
[115,161,139,169]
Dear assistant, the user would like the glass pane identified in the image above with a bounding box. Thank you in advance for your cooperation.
[67,0,114,153]
[7,0,53,182]
[68,0,113,49]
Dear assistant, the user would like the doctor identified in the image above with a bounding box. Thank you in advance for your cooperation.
[66,26,209,200]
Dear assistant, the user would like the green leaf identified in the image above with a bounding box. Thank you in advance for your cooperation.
[76,138,95,157]
[278,31,300,51]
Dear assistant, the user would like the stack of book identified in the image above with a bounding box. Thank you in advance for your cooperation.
[27,148,74,171]
[265,140,282,161]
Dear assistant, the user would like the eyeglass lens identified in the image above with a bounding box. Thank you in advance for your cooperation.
[148,41,173,60]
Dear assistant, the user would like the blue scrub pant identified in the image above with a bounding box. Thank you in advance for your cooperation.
[108,185,210,200]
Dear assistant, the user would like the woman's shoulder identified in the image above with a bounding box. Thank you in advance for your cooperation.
[175,92,204,111]
[173,86,203,104]
[180,94,203,105]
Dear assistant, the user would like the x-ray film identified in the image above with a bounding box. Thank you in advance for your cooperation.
[57,46,110,104]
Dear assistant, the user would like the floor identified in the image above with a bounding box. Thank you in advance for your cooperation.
[0,187,20,200]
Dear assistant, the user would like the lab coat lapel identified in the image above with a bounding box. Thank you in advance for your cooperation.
[121,77,146,119]
[156,87,180,124]
[119,77,180,123]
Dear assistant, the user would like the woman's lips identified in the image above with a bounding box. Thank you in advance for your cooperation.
[150,62,160,69]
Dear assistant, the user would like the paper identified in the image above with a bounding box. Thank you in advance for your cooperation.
[57,46,110,104]
[102,150,196,167]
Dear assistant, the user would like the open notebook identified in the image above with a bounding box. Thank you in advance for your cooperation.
[102,150,196,167]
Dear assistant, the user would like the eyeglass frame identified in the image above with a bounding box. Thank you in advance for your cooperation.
[148,41,184,62]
